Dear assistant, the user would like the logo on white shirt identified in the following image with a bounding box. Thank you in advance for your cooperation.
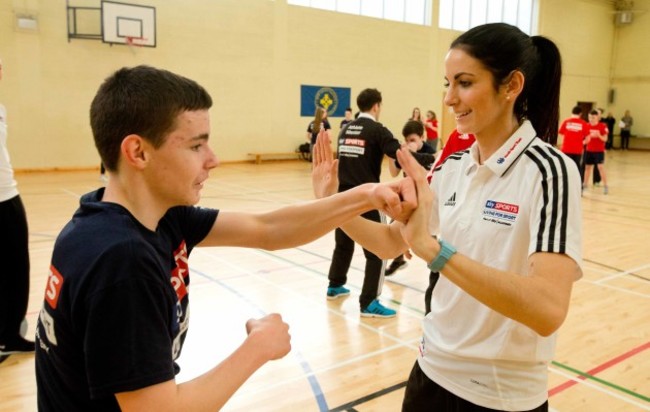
[444,192,456,207]
[482,200,519,226]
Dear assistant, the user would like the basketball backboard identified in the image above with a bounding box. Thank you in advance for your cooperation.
[101,1,156,47]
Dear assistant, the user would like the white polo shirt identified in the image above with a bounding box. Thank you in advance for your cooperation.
[419,120,582,410]
[0,103,19,202]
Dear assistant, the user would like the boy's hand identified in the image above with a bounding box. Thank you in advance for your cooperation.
[369,177,417,223]
[246,314,291,361]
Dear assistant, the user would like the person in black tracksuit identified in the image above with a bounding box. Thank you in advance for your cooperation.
[326,88,435,317]
[0,58,34,363]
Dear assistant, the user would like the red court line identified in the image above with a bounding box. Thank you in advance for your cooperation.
[549,340,650,397]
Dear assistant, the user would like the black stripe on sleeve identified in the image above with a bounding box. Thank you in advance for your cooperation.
[526,145,570,253]
[525,150,550,252]
[531,146,560,250]
[547,149,570,253]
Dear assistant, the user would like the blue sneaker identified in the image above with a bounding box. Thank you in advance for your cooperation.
[327,286,350,300]
[361,299,396,318]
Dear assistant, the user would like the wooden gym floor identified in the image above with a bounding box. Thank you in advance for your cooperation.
[1,150,649,411]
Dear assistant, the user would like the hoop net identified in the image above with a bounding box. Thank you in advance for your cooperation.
[125,36,146,47]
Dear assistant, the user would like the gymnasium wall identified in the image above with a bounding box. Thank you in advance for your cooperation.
[611,2,650,147]
[541,0,650,144]
[0,0,647,170]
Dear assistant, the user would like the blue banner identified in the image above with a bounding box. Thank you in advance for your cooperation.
[301,85,351,117]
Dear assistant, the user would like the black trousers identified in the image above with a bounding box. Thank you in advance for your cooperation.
[328,209,384,309]
[0,195,30,341]
[620,130,631,149]
[564,153,583,184]
[402,361,548,412]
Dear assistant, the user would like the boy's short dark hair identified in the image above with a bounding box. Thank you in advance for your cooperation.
[571,106,582,115]
[589,109,599,116]
[402,120,424,138]
[356,88,382,112]
[90,65,212,172]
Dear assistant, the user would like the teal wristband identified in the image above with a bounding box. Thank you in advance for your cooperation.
[427,239,456,272]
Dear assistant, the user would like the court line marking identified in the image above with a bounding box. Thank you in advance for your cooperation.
[581,279,650,299]
[189,267,330,412]
[294,246,428,294]
[239,342,418,398]
[192,249,420,349]
[206,247,650,394]
[328,380,407,411]
[595,263,650,284]
[548,367,650,410]
[191,249,420,407]
[255,248,428,318]
[238,248,650,407]
[549,341,650,401]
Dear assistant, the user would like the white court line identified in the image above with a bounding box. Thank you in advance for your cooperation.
[250,248,429,321]
[548,367,650,411]
[61,188,83,198]
[238,340,420,398]
[193,248,420,349]
[595,262,650,284]
[192,247,422,396]
[582,279,650,299]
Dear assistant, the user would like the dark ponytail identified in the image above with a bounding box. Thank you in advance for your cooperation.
[450,23,562,144]
[528,36,562,145]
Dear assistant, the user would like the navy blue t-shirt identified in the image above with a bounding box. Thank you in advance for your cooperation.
[35,189,218,411]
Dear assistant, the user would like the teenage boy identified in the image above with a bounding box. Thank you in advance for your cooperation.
[583,109,609,194]
[35,66,417,411]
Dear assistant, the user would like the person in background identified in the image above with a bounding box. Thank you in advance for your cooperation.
[325,88,435,318]
[601,111,616,150]
[583,109,609,194]
[340,107,353,129]
[385,120,435,276]
[306,106,331,157]
[424,110,439,152]
[409,107,423,123]
[558,105,589,182]
[619,109,633,150]
[0,57,35,363]
[591,108,606,185]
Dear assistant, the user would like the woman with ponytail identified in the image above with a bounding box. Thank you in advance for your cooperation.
[394,23,583,411]
[312,21,583,412]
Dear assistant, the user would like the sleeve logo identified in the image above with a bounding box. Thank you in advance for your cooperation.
[44,265,64,310]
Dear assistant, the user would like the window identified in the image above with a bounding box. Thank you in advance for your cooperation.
[439,0,536,34]
[288,0,432,26]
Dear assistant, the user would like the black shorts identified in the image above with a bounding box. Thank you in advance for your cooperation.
[584,151,604,165]
[402,361,548,411]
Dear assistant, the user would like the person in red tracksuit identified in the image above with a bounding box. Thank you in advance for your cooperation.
[558,106,589,182]
[583,110,609,194]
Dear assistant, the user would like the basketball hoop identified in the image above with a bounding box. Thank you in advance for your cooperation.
[125,36,146,46]
[125,36,146,54]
